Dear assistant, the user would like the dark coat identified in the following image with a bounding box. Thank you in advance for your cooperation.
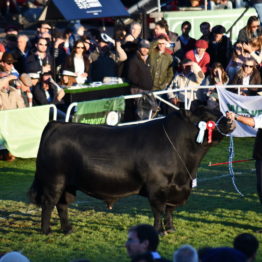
[127,52,153,92]
[24,53,54,74]
[32,82,60,106]
[229,67,261,95]
[28,106,235,234]
[11,48,30,74]
[207,35,232,69]
[237,26,262,43]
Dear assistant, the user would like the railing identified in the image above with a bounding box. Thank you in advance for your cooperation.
[65,85,262,126]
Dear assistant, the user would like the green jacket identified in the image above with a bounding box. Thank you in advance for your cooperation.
[149,48,174,90]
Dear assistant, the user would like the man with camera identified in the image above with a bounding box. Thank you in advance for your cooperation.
[32,71,65,120]
[0,74,25,110]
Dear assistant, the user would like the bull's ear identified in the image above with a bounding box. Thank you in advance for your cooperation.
[190,100,206,113]
[182,109,192,119]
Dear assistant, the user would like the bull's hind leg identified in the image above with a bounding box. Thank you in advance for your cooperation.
[41,204,55,234]
[56,203,72,234]
[56,190,76,234]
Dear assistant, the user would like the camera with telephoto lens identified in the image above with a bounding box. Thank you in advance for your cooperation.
[9,79,18,87]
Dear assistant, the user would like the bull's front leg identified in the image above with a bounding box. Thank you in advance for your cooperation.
[164,206,176,233]
[149,200,166,234]
[56,203,72,234]
[41,204,54,234]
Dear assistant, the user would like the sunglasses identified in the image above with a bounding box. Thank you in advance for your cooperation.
[5,62,13,65]
[76,46,85,49]
[243,64,254,68]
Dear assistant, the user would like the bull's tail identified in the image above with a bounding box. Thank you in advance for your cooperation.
[29,121,65,206]
[28,177,43,206]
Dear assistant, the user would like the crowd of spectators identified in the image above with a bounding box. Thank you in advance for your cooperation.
[0,11,262,159]
[0,224,259,262]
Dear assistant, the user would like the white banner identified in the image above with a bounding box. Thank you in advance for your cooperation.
[217,88,262,137]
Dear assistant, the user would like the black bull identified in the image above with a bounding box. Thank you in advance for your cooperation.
[28,106,235,234]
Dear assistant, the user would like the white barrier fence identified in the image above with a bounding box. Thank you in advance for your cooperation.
[65,85,262,126]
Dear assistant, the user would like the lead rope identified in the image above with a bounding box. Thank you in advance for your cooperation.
[162,125,193,181]
[228,134,244,197]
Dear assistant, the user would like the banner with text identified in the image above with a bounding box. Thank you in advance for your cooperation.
[217,88,262,137]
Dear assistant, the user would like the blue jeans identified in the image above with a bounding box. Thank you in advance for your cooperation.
[254,3,262,25]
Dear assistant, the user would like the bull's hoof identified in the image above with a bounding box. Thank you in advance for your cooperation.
[62,225,73,234]
[159,230,168,236]
[166,227,176,234]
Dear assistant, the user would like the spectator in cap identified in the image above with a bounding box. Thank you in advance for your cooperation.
[0,52,19,77]
[28,72,40,87]
[207,25,232,69]
[233,233,259,262]
[185,39,210,74]
[237,16,262,44]
[149,34,173,90]
[127,39,152,94]
[19,73,33,107]
[60,70,77,86]
[167,58,204,109]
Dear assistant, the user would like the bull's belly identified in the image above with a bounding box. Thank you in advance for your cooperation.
[75,174,143,202]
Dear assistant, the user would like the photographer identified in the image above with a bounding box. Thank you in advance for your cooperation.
[167,59,204,108]
[32,71,66,120]
[89,33,127,82]
[0,75,25,110]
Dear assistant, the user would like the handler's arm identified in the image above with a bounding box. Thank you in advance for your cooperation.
[226,111,256,128]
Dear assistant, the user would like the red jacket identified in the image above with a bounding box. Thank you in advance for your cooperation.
[185,49,210,74]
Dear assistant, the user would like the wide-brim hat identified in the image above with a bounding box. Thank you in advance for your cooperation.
[1,52,16,64]
[62,70,77,77]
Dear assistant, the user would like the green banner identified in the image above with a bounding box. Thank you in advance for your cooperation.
[0,105,51,158]
[163,8,256,42]
[72,96,125,125]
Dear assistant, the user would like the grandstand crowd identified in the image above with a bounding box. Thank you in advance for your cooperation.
[1,12,262,160]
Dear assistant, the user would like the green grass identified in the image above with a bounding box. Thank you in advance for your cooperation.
[0,137,262,262]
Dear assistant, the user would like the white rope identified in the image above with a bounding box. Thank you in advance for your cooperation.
[228,135,244,197]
